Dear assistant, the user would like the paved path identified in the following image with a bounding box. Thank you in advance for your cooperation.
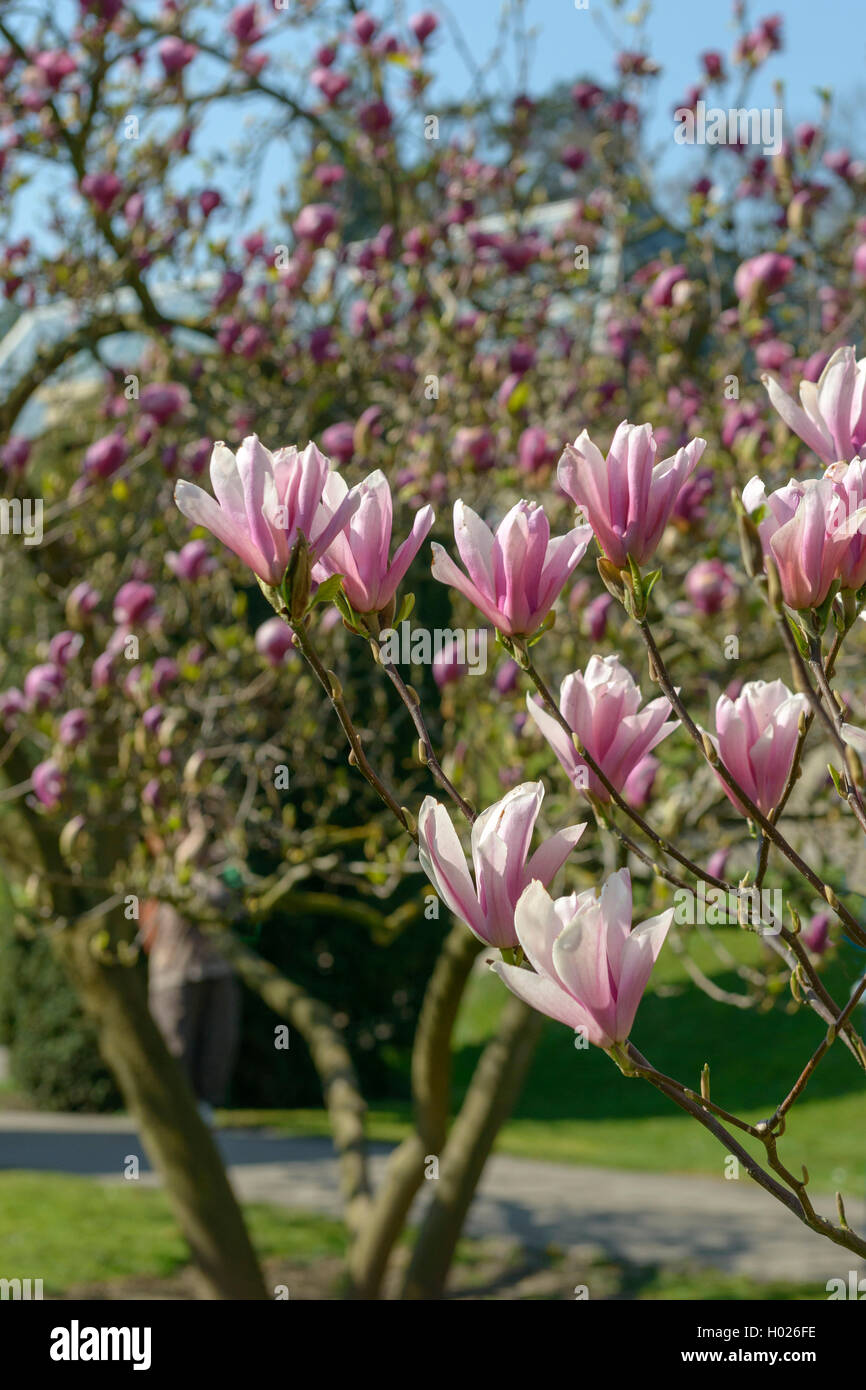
[0,1111,861,1283]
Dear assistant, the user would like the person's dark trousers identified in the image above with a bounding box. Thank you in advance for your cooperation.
[149,975,241,1106]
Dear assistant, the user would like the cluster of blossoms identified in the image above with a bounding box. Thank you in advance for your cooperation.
[170,360,856,1058]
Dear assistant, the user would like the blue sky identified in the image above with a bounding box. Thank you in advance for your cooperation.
[8,1,866,249]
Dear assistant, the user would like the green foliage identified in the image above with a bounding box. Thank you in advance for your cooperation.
[0,920,119,1113]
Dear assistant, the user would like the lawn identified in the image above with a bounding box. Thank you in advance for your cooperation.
[0,1171,827,1300]
[221,929,866,1197]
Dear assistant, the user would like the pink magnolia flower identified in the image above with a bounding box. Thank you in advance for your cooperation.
[151,658,178,696]
[320,422,355,465]
[140,382,190,424]
[742,475,849,609]
[824,456,866,590]
[685,558,737,614]
[25,663,66,709]
[431,500,591,637]
[228,3,263,45]
[158,37,197,76]
[733,252,794,304]
[314,470,433,616]
[432,639,467,689]
[0,689,27,726]
[647,264,688,308]
[255,617,295,666]
[113,582,157,626]
[32,759,65,810]
[58,708,89,747]
[80,172,122,214]
[557,421,706,568]
[707,679,809,817]
[418,782,586,949]
[491,869,672,1049]
[165,539,215,582]
[49,631,84,667]
[409,11,439,43]
[84,432,127,479]
[293,203,337,247]
[762,345,866,465]
[34,50,77,88]
[517,426,556,475]
[174,436,359,587]
[525,654,676,802]
[802,911,830,956]
[199,189,222,216]
[66,582,100,622]
[1,437,31,472]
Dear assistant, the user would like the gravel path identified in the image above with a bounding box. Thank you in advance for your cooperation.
[1,1111,861,1283]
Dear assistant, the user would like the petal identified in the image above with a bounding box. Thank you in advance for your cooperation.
[431,543,506,629]
[525,822,586,889]
[490,960,605,1039]
[174,480,272,580]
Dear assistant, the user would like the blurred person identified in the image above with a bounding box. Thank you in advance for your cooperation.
[140,839,241,1122]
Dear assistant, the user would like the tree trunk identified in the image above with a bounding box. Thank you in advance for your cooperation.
[400,995,544,1300]
[54,915,268,1299]
[348,921,481,1297]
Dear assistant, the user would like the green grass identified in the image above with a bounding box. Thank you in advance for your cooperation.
[0,1171,825,1300]
[222,930,866,1195]
[0,1172,346,1294]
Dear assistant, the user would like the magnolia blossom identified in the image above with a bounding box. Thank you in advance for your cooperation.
[707,679,809,817]
[174,436,358,587]
[313,470,434,615]
[557,421,706,568]
[824,457,866,590]
[491,870,672,1049]
[58,708,89,747]
[24,663,65,709]
[742,475,850,609]
[32,759,65,810]
[255,616,295,666]
[762,345,866,465]
[526,655,676,802]
[417,782,585,949]
[431,500,591,636]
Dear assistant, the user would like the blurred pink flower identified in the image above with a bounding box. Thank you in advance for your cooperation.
[49,631,84,667]
[33,759,65,810]
[24,663,65,709]
[255,617,295,666]
[113,581,157,626]
[293,203,337,247]
[733,252,794,304]
[84,432,127,479]
[58,708,89,747]
[409,11,439,44]
[158,37,197,76]
[165,539,215,582]
[685,559,737,614]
